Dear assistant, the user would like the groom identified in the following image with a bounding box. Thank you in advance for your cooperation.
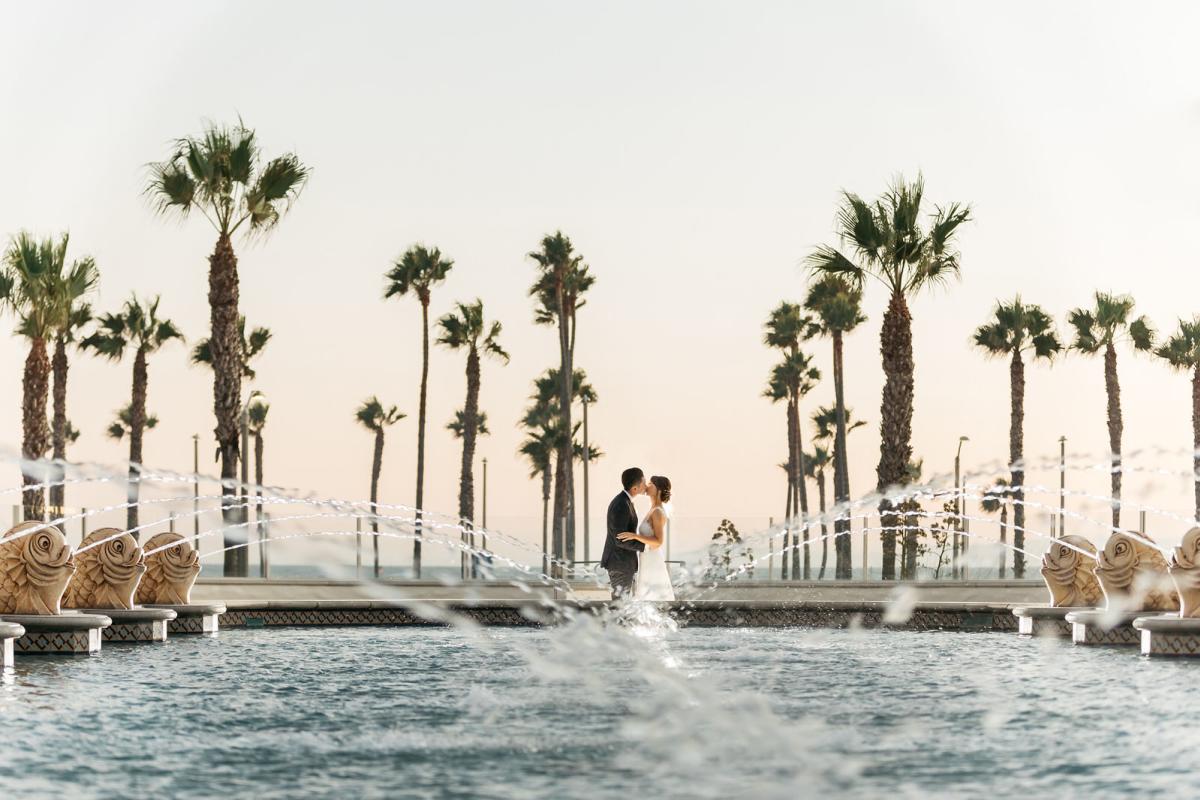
[601,467,646,597]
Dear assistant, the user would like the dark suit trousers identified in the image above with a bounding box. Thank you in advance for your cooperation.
[608,566,635,597]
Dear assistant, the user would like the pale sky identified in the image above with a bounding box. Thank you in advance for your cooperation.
[2,1,1200,568]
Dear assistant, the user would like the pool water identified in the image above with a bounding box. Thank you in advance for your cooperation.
[3,621,1198,798]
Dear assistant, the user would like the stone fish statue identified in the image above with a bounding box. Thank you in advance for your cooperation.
[1093,530,1178,612]
[0,521,77,614]
[1169,526,1200,618]
[63,527,146,610]
[135,532,200,605]
[1040,535,1103,607]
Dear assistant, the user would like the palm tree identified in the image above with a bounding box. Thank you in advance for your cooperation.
[972,296,1060,578]
[82,294,183,532]
[812,404,867,577]
[449,409,491,578]
[1067,292,1154,528]
[980,478,1012,578]
[247,396,270,555]
[763,341,820,579]
[1156,318,1200,521]
[148,121,307,575]
[355,397,405,579]
[437,299,509,576]
[807,175,970,580]
[385,244,453,578]
[803,446,832,579]
[528,232,595,571]
[448,409,490,438]
[518,407,556,577]
[48,251,98,514]
[804,276,866,578]
[191,315,272,378]
[108,404,160,440]
[0,233,98,519]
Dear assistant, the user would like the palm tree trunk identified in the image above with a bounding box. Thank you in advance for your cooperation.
[1010,349,1025,578]
[127,347,149,536]
[1193,366,1200,521]
[780,477,791,581]
[209,232,245,576]
[833,330,851,579]
[50,334,68,512]
[21,339,50,521]
[566,310,579,570]
[552,285,574,576]
[414,296,430,579]
[817,470,828,579]
[1000,505,1008,579]
[1104,342,1122,528]
[782,407,795,581]
[790,389,811,580]
[458,347,481,579]
[878,292,914,580]
[371,429,384,579]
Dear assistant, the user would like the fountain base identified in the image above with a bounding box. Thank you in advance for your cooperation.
[75,607,178,642]
[1012,606,1091,636]
[1,612,112,655]
[1132,615,1200,656]
[0,621,24,667]
[144,603,225,635]
[1065,610,1171,646]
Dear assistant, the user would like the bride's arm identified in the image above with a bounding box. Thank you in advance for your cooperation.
[616,510,665,549]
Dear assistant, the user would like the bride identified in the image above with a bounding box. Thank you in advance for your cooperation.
[617,475,675,601]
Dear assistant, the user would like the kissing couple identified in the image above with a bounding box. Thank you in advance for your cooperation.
[599,467,675,601]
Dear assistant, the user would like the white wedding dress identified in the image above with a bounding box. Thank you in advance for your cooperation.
[634,507,675,601]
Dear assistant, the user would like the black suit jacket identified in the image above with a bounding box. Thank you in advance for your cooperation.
[600,491,644,573]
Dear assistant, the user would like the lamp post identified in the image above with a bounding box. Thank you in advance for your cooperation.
[192,434,200,551]
[954,436,969,579]
[582,399,591,567]
[1058,436,1067,539]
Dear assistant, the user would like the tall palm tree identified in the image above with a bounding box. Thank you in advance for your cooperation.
[812,404,867,576]
[247,396,270,558]
[355,397,405,579]
[803,446,832,579]
[437,299,509,576]
[447,410,490,438]
[148,120,308,575]
[385,244,453,578]
[1,233,97,519]
[980,478,1012,578]
[528,232,595,571]
[763,345,820,579]
[449,409,491,578]
[804,275,866,578]
[82,294,183,533]
[972,296,1060,578]
[48,253,98,514]
[191,315,272,378]
[807,175,970,580]
[1067,292,1154,528]
[518,405,556,577]
[1155,318,1200,521]
[108,404,160,440]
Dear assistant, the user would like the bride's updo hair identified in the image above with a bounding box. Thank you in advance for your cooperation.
[650,475,672,503]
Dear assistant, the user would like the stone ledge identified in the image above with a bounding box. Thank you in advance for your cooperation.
[0,621,23,669]
[144,603,225,635]
[74,607,178,643]
[1013,606,1093,637]
[1065,610,1173,646]
[1132,615,1200,656]
[1,612,111,655]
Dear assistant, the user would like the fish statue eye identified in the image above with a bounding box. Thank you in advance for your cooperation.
[36,534,50,550]
[114,541,123,553]
[171,546,180,556]
[1059,547,1069,557]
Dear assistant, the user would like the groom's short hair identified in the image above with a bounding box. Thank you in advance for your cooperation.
[621,467,644,491]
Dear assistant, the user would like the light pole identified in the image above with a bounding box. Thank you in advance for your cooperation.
[582,399,591,567]
[480,456,488,579]
[1058,436,1067,539]
[954,436,969,579]
[192,434,200,551]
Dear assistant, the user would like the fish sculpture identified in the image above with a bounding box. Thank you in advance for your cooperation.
[135,532,201,605]
[1093,530,1178,612]
[1040,535,1103,607]
[0,521,77,614]
[1169,527,1200,618]
[63,528,145,610]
